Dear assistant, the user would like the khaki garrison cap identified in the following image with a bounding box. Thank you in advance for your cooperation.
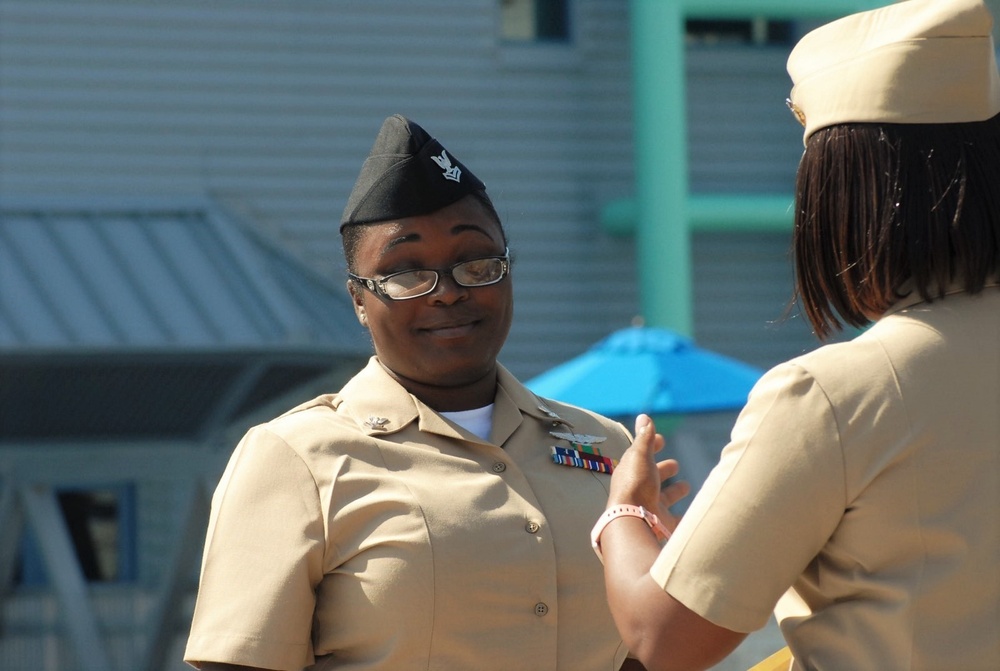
[786,0,1000,144]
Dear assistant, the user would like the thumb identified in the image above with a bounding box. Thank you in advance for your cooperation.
[633,414,657,454]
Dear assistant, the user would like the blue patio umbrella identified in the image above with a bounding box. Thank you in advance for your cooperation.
[525,326,764,417]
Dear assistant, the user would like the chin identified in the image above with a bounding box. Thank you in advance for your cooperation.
[420,356,497,387]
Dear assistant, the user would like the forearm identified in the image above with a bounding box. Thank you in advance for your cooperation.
[601,516,677,669]
[600,517,746,671]
[601,415,746,670]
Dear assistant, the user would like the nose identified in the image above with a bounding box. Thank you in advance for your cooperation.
[427,270,468,304]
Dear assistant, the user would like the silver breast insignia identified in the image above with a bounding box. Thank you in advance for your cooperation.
[549,430,607,445]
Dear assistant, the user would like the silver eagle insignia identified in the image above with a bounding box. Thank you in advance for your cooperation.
[430,149,462,183]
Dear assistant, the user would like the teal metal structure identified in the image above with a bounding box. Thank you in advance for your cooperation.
[620,0,882,335]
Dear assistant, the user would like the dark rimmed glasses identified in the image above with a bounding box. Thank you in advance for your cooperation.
[349,248,510,301]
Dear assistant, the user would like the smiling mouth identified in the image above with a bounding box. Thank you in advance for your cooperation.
[421,320,479,338]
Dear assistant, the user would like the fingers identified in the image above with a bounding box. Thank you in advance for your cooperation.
[656,458,681,480]
[634,414,652,441]
[660,480,690,508]
[656,459,689,508]
[633,414,664,456]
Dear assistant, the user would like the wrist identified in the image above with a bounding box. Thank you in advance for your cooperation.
[591,504,671,563]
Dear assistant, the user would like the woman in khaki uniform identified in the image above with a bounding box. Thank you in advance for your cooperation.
[594,1,1000,670]
[183,115,684,670]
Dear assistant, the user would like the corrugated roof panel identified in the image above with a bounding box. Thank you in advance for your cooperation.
[54,214,169,342]
[147,214,256,343]
[1,214,83,345]
[0,201,366,353]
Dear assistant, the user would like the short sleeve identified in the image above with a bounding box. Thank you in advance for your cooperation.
[650,362,847,633]
[184,426,326,671]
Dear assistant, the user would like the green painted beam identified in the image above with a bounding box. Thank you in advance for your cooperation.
[603,194,794,234]
[631,0,690,334]
[599,197,638,237]
[688,194,795,231]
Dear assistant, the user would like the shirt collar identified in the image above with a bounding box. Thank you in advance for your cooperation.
[336,357,575,441]
[883,278,1000,317]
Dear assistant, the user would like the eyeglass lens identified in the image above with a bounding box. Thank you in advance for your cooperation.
[383,257,506,299]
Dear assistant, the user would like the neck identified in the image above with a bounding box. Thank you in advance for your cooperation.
[380,362,499,412]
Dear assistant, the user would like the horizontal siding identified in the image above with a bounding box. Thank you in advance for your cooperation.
[0,589,194,671]
[0,0,813,380]
[687,46,804,193]
[694,231,814,370]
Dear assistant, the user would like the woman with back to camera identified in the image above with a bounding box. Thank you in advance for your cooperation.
[183,114,685,670]
[594,1,1000,669]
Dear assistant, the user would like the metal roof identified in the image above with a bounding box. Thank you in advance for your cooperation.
[0,198,364,352]
[0,199,369,442]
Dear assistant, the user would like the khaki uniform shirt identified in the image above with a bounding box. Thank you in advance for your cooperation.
[185,358,633,671]
[651,288,1000,670]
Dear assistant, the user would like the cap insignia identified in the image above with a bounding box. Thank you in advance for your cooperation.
[430,149,462,183]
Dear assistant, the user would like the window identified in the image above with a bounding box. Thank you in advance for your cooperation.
[686,18,794,46]
[501,0,570,42]
[18,485,136,585]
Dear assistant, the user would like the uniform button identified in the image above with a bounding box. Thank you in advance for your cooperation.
[525,521,540,534]
[534,602,549,616]
[492,462,507,473]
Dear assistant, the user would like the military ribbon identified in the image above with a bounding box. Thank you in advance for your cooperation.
[550,445,617,473]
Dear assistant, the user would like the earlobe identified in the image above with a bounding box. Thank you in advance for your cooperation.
[347,281,369,327]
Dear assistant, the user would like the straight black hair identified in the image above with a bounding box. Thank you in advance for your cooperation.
[793,113,1000,338]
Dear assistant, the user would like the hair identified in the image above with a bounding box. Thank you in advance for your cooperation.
[341,189,506,272]
[793,112,1000,339]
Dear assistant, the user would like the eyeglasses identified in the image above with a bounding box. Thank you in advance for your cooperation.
[349,248,510,301]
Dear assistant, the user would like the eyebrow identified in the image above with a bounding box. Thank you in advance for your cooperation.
[383,223,496,250]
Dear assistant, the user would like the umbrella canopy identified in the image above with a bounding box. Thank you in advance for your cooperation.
[525,326,764,417]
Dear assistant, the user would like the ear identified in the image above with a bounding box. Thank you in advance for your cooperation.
[347,280,369,327]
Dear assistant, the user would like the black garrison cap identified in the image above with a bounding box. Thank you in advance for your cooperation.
[340,114,486,231]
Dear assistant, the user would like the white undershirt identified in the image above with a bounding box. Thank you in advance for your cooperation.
[440,404,495,441]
